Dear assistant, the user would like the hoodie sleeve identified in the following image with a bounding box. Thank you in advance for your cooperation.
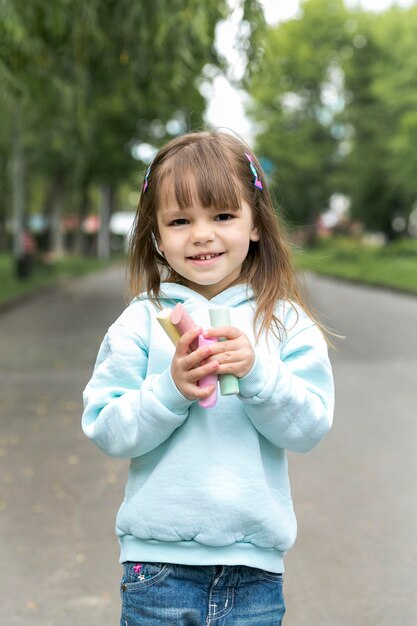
[237,306,334,453]
[82,322,193,458]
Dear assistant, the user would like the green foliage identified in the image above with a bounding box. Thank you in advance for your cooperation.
[371,6,417,200]
[0,0,264,243]
[338,6,417,234]
[250,0,350,225]
[296,236,417,293]
[250,0,417,237]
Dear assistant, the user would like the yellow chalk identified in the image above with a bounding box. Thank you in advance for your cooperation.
[156,309,181,345]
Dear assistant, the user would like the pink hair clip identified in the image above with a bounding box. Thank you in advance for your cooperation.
[142,164,151,193]
[245,153,263,190]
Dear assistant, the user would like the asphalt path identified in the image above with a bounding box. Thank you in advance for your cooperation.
[0,264,416,625]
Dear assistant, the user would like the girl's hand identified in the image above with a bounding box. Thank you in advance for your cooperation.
[202,326,255,379]
[171,327,219,401]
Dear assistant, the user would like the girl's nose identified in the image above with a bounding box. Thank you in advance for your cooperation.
[191,220,215,243]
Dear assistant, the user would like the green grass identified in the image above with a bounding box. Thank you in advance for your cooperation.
[295,236,417,294]
[0,254,115,307]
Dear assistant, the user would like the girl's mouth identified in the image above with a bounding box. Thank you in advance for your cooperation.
[188,252,224,261]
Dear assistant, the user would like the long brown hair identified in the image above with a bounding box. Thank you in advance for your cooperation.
[129,130,316,341]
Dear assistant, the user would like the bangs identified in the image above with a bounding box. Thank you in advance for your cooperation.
[156,140,243,211]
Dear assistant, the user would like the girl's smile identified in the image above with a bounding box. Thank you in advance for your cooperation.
[156,192,259,299]
[187,252,224,264]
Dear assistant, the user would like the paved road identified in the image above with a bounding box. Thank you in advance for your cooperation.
[286,274,417,626]
[0,266,416,625]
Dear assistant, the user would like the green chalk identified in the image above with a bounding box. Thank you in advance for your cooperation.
[209,307,240,395]
[217,372,240,396]
[209,307,232,328]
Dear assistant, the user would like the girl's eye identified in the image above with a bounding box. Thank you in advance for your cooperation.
[215,213,234,221]
[169,218,189,226]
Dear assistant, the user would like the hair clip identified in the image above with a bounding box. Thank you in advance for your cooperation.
[142,164,151,193]
[245,153,263,190]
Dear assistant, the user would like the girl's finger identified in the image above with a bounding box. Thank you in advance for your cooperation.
[198,384,217,399]
[176,326,202,355]
[202,326,240,340]
[182,343,215,369]
[207,339,239,356]
[184,384,217,401]
[187,359,219,383]
[215,361,247,377]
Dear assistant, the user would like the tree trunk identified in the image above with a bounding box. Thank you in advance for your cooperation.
[11,101,26,260]
[97,183,114,259]
[43,170,66,256]
[0,154,8,252]
[10,101,34,278]
[73,177,91,255]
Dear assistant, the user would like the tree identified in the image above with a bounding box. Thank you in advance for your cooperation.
[249,0,417,238]
[0,0,264,257]
[249,0,349,229]
[340,4,417,236]
[0,0,45,267]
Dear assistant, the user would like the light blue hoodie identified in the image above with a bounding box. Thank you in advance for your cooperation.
[82,282,334,573]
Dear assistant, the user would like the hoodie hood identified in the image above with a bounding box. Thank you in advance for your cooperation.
[138,281,256,310]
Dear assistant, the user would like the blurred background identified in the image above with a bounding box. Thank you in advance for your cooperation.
[1,0,417,299]
[1,1,417,625]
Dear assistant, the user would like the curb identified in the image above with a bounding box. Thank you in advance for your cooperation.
[0,279,72,315]
[303,269,417,299]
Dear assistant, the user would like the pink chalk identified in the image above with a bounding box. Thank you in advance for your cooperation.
[197,335,218,409]
[170,303,198,351]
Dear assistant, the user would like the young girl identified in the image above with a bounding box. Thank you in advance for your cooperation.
[82,130,334,625]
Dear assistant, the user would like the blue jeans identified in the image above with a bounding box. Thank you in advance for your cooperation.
[120,561,285,625]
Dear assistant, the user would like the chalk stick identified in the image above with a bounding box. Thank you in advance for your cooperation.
[197,335,218,408]
[156,309,181,345]
[209,307,240,395]
[170,303,198,351]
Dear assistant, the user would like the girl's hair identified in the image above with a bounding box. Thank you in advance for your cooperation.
[129,130,317,341]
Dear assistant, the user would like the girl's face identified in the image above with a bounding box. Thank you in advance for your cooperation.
[156,185,259,299]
